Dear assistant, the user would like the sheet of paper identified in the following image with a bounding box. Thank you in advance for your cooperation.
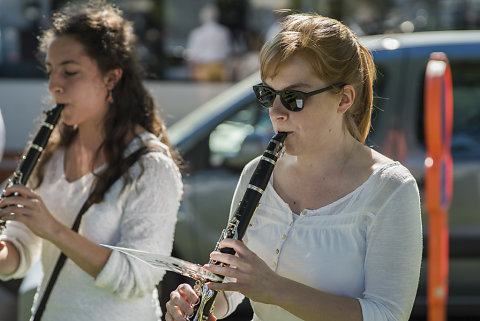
[102,244,223,282]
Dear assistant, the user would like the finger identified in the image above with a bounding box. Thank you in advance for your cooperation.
[204,263,242,280]
[169,286,197,316]
[0,195,26,208]
[165,300,189,321]
[206,280,239,293]
[177,283,199,305]
[218,239,250,257]
[3,185,36,198]
[0,205,32,219]
[0,195,35,209]
[209,251,241,268]
[208,313,217,321]
[0,241,5,251]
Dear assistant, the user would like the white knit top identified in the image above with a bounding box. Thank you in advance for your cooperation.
[1,132,183,321]
[224,159,423,321]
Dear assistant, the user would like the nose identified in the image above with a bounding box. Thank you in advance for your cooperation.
[269,95,288,121]
[48,71,64,96]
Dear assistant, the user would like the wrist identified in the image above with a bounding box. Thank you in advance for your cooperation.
[45,219,70,244]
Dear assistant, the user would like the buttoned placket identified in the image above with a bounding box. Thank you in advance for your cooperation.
[272,211,297,270]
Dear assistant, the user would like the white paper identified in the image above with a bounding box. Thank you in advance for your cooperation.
[102,244,223,282]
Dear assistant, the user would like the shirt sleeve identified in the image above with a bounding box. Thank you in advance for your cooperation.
[0,175,42,280]
[359,178,423,321]
[95,151,183,299]
[0,220,42,280]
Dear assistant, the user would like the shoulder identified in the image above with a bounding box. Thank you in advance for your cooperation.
[130,132,181,183]
[367,148,415,184]
[242,156,262,176]
[362,161,420,213]
[135,132,173,162]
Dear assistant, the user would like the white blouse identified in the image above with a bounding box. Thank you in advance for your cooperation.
[1,132,183,321]
[224,158,422,321]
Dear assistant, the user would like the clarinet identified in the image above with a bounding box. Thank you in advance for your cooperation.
[189,131,287,321]
[0,104,64,233]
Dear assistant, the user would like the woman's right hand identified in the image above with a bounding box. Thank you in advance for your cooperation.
[165,283,216,321]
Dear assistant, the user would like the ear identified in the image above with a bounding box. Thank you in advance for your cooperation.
[104,68,123,90]
[337,85,355,114]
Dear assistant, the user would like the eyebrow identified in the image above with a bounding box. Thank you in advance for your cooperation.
[45,60,81,68]
[263,81,312,91]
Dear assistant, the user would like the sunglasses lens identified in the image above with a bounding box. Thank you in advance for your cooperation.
[254,86,276,107]
[281,91,304,111]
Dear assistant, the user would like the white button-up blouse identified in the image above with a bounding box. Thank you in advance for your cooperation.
[224,158,422,321]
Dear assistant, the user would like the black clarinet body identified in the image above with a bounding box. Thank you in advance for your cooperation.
[0,104,64,233]
[189,131,287,321]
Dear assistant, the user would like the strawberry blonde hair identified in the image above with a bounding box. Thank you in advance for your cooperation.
[260,12,376,143]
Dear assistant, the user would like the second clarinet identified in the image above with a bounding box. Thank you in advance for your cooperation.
[0,104,64,233]
[189,131,287,321]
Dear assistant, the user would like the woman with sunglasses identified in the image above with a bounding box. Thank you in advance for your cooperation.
[0,2,182,320]
[166,12,422,321]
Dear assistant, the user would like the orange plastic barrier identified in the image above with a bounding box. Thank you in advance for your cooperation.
[424,52,453,321]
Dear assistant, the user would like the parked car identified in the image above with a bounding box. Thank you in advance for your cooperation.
[165,30,480,320]
[9,30,480,320]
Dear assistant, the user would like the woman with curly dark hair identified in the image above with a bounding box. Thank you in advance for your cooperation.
[0,2,182,320]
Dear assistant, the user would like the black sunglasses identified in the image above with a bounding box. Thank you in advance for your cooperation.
[252,82,346,112]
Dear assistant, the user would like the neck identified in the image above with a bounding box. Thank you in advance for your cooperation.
[292,131,358,179]
[75,121,105,153]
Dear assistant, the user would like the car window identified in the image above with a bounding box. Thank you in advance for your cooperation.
[450,61,480,157]
[209,100,272,167]
[416,60,480,158]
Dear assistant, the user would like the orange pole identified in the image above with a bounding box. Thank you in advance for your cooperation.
[424,52,453,321]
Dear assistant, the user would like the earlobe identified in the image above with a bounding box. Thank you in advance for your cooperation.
[337,85,355,114]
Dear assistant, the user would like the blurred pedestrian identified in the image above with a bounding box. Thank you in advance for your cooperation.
[166,12,422,321]
[186,4,232,82]
[0,1,182,320]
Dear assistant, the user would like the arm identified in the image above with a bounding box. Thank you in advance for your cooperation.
[0,185,111,278]
[94,152,182,298]
[359,179,423,320]
[205,239,362,321]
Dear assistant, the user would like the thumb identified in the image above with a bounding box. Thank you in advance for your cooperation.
[208,314,217,321]
[0,241,5,252]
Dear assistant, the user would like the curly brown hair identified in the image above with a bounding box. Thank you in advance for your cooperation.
[34,0,180,204]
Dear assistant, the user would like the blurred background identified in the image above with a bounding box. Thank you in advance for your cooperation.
[1,0,480,83]
[1,1,480,321]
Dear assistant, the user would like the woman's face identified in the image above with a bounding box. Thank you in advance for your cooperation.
[45,35,110,128]
[265,54,347,157]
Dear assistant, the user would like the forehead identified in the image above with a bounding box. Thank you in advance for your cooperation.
[45,35,96,68]
[265,54,323,88]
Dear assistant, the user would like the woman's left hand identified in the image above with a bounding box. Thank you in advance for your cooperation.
[204,238,281,304]
[0,185,62,240]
